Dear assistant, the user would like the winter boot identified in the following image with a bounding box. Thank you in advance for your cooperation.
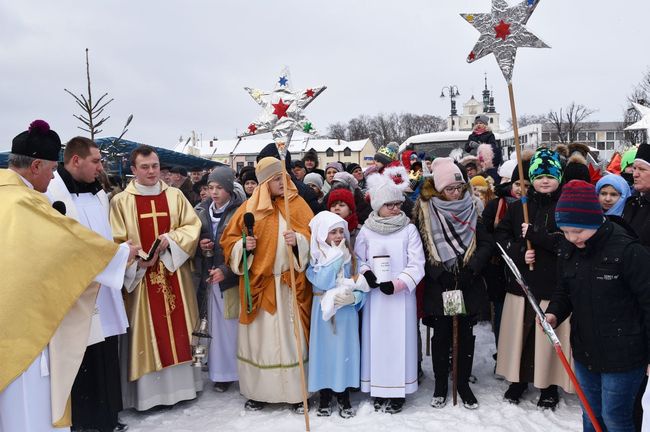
[244,399,266,411]
[317,389,332,417]
[292,401,309,414]
[458,334,478,409]
[537,385,559,410]
[373,397,387,412]
[384,398,405,414]
[430,377,448,409]
[336,390,354,418]
[504,382,528,404]
[213,381,232,393]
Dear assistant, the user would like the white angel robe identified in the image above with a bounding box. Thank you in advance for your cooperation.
[354,224,425,398]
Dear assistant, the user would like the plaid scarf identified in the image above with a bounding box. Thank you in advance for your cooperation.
[427,192,477,270]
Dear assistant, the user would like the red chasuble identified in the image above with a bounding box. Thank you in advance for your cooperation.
[134,193,192,367]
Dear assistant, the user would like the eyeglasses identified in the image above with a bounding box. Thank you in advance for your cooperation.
[443,184,464,193]
[384,201,402,210]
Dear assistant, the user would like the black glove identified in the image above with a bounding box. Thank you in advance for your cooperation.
[363,271,379,288]
[379,281,395,295]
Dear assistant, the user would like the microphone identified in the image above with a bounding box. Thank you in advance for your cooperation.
[243,212,255,238]
[52,201,67,215]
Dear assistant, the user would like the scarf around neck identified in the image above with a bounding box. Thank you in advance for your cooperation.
[364,210,410,235]
[427,191,477,270]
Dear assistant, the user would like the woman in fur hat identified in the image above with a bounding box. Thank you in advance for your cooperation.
[413,157,494,410]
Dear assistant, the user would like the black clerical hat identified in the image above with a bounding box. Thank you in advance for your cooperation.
[11,120,61,161]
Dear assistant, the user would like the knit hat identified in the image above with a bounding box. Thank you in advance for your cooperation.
[510,160,531,183]
[325,161,343,173]
[366,172,405,211]
[332,171,358,191]
[208,165,235,194]
[474,115,489,125]
[635,143,650,168]
[255,157,283,184]
[555,180,604,230]
[345,162,361,174]
[563,161,591,184]
[431,157,465,192]
[374,142,399,165]
[302,148,319,166]
[11,119,62,162]
[304,172,324,190]
[328,188,356,212]
[621,147,638,171]
[240,168,258,185]
[529,148,562,182]
[470,175,489,190]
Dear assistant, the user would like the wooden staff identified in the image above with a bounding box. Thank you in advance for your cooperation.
[507,82,534,271]
[276,136,311,431]
[452,315,458,406]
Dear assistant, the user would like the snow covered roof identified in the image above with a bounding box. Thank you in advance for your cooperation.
[400,131,503,153]
[303,138,371,153]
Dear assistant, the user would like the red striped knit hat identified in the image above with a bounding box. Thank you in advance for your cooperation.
[555,180,604,230]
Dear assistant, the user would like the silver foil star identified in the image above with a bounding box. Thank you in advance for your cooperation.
[241,66,326,140]
[461,0,549,82]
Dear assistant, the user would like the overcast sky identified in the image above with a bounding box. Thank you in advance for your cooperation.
[1,0,648,152]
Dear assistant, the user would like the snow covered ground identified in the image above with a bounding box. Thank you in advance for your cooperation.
[122,322,583,431]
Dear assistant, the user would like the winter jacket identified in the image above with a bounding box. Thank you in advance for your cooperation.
[494,188,564,301]
[414,203,494,319]
[546,221,650,373]
[465,131,502,181]
[623,192,650,248]
[194,195,244,293]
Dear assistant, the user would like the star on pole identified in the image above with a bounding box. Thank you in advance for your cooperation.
[461,0,549,82]
[241,66,326,140]
[625,102,650,137]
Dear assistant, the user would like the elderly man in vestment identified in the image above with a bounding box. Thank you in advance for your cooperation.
[46,136,130,432]
[110,145,202,410]
[221,156,313,412]
[0,120,137,432]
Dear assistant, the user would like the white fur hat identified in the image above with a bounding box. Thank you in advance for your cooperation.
[366,172,405,211]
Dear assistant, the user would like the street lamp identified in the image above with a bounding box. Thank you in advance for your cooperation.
[440,85,461,130]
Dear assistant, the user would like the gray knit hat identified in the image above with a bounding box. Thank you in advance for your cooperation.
[304,172,324,190]
[208,165,235,195]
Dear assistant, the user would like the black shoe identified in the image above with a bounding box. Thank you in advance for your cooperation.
[292,401,309,414]
[504,382,528,404]
[373,397,387,412]
[418,366,424,384]
[458,384,478,410]
[384,398,404,414]
[213,381,232,393]
[317,390,332,417]
[431,377,448,408]
[468,374,478,384]
[537,386,559,411]
[336,391,354,418]
[114,423,129,432]
[244,399,266,411]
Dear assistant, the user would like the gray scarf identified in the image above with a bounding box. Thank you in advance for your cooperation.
[427,192,477,270]
[364,210,410,235]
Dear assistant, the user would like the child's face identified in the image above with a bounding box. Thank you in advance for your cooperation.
[598,185,621,211]
[326,227,345,246]
[378,201,402,217]
[473,189,486,205]
[330,200,351,219]
[511,180,531,199]
[208,181,230,206]
[532,176,559,194]
[560,226,597,249]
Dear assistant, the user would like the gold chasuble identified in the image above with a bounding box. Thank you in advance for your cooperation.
[110,180,200,381]
[0,169,119,427]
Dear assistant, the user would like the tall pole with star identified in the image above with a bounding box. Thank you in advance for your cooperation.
[461,3,601,430]
[241,67,325,432]
[462,0,548,271]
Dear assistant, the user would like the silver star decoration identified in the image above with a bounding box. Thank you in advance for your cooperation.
[625,102,650,137]
[241,66,326,141]
[461,0,549,82]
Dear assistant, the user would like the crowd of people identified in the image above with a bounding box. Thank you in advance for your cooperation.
[1,115,650,432]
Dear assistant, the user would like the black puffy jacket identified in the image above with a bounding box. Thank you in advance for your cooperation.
[623,192,650,248]
[546,221,650,373]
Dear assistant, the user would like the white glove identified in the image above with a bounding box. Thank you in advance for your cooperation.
[333,290,355,308]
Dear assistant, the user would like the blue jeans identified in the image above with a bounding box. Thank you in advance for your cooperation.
[573,360,645,432]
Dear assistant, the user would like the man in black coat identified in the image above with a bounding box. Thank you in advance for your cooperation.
[623,143,650,248]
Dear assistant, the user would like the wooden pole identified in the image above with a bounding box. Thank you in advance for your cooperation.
[452,315,458,406]
[277,137,311,432]
[507,82,534,271]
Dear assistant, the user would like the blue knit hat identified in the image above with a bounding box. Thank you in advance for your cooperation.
[529,148,562,182]
[555,180,604,230]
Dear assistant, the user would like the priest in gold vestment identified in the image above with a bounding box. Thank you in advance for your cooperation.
[0,120,135,432]
[109,145,202,411]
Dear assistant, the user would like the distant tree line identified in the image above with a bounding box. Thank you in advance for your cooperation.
[327,113,447,148]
